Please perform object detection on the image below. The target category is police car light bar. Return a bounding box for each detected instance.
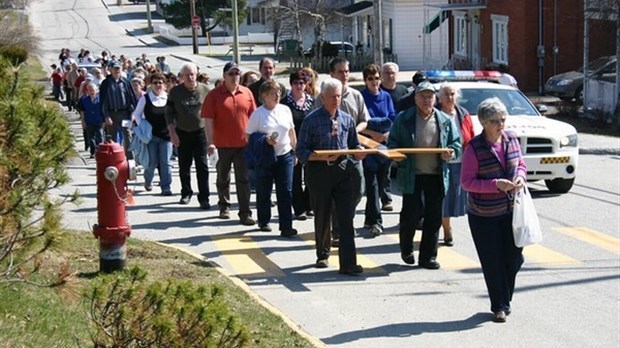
[424,70,504,82]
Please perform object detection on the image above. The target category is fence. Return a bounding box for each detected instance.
[585,79,618,118]
[288,54,399,73]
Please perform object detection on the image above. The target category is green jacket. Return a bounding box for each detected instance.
[387,107,462,195]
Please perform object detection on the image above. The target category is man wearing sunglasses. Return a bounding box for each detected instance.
[202,61,257,226]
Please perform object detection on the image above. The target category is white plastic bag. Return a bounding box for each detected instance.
[512,186,543,247]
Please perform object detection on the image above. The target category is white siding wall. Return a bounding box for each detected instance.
[390,0,448,70]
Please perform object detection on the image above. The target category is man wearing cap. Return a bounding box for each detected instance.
[202,61,256,225]
[99,61,137,159]
[248,57,286,106]
[165,62,211,209]
[387,80,461,269]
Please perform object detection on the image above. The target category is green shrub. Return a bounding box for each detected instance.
[86,267,250,348]
[0,45,29,66]
[0,57,76,284]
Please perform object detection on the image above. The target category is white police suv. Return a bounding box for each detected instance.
[426,71,579,193]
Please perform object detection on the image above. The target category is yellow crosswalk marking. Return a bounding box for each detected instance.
[554,227,620,255]
[298,232,384,273]
[522,244,580,265]
[212,233,285,278]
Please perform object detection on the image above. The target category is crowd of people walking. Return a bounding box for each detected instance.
[51,48,527,322]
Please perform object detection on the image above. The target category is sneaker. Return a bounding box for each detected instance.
[199,201,211,210]
[258,223,272,232]
[240,216,256,226]
[219,209,230,219]
[339,264,364,275]
[370,225,383,237]
[381,203,394,211]
[161,189,172,196]
[315,258,329,268]
[144,183,153,192]
[295,213,307,221]
[280,228,298,238]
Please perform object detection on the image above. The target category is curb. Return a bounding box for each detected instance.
[157,243,327,348]
[579,148,620,155]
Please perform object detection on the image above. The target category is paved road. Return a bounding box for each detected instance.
[31,1,620,347]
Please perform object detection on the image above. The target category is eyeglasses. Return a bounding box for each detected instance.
[227,71,241,76]
[331,118,338,137]
[487,118,507,125]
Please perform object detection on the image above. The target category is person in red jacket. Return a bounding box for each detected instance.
[438,83,475,246]
[50,65,64,101]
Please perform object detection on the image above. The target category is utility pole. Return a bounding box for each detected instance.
[373,0,383,65]
[232,0,240,63]
[190,0,199,54]
[146,0,153,34]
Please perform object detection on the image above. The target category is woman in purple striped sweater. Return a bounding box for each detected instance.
[461,97,527,323]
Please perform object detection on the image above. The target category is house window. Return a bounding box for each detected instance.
[454,12,467,57]
[491,14,509,64]
[252,7,261,24]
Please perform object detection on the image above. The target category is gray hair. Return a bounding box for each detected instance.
[382,62,399,73]
[320,78,342,95]
[439,83,462,102]
[180,62,197,75]
[477,97,508,122]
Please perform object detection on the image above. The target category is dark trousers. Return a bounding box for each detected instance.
[399,174,444,262]
[176,128,210,204]
[306,158,358,267]
[331,161,364,238]
[363,161,391,227]
[85,123,104,156]
[381,166,393,205]
[216,147,252,218]
[292,162,310,215]
[257,152,294,231]
[105,110,133,160]
[468,213,524,313]
[64,87,73,111]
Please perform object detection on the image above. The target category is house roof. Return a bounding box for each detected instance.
[335,1,373,18]
[426,0,487,11]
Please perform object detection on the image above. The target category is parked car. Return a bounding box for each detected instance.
[544,55,617,104]
[78,63,101,74]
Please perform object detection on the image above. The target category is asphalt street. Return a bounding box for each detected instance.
[30,1,620,347]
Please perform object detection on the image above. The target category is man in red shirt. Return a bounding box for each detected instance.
[202,62,256,225]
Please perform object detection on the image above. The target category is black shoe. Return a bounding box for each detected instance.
[306,210,314,217]
[199,201,211,210]
[219,209,230,219]
[280,228,298,237]
[258,223,272,232]
[401,253,416,265]
[419,260,441,270]
[179,195,192,205]
[381,203,394,211]
[295,213,307,221]
[240,216,256,226]
[315,258,329,268]
[493,311,507,323]
[339,264,364,275]
[331,238,339,247]
[144,183,153,192]
[443,238,454,247]
[161,189,172,196]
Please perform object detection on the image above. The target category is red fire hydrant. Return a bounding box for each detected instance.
[93,140,136,273]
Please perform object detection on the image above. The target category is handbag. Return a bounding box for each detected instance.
[512,186,543,247]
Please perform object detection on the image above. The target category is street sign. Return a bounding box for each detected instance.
[192,15,200,30]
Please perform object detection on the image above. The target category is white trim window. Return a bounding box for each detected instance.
[491,14,509,64]
[454,12,467,57]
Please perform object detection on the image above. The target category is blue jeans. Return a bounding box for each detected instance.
[468,212,524,313]
[144,135,173,191]
[256,151,294,231]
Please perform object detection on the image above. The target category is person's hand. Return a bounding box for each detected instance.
[105,117,113,126]
[266,137,277,146]
[496,178,516,193]
[375,133,388,143]
[512,176,526,192]
[354,152,367,161]
[440,149,454,161]
[170,132,180,148]
[207,144,217,155]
